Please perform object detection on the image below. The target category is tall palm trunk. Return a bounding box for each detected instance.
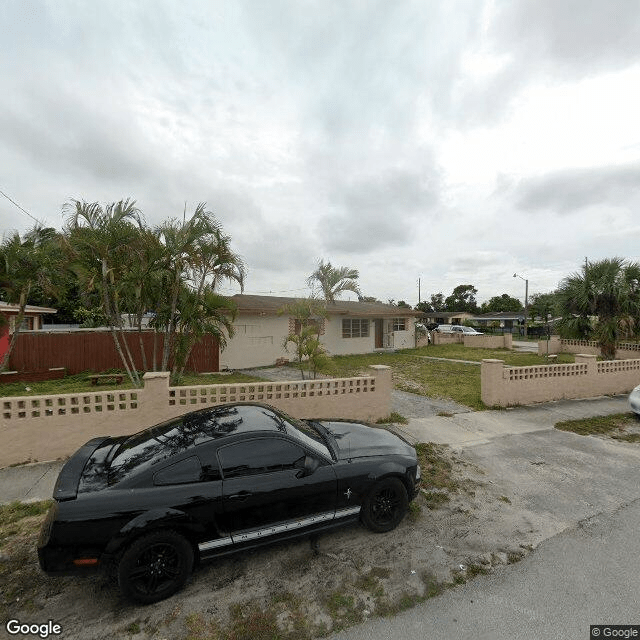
[101,259,139,386]
[161,271,181,371]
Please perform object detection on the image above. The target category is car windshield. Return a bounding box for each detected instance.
[283,419,332,460]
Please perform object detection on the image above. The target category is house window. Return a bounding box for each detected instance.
[392,318,407,332]
[342,319,369,338]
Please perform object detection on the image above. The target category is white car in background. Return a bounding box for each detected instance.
[437,325,484,335]
[629,385,640,415]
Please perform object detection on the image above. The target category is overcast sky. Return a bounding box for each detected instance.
[2,0,640,306]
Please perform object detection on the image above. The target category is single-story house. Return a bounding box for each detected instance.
[420,311,475,326]
[470,311,526,332]
[0,302,57,362]
[221,295,422,370]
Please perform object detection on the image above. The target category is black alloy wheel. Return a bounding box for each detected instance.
[361,477,409,533]
[118,530,194,604]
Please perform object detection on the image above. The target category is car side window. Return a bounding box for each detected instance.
[153,456,203,486]
[219,439,307,479]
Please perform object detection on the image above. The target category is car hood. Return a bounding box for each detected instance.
[316,420,414,460]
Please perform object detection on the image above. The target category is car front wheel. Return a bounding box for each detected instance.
[117,530,194,604]
[361,477,408,533]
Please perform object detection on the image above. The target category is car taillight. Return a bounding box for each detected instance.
[73,558,99,566]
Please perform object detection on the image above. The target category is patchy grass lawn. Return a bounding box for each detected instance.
[555,412,640,442]
[0,501,57,621]
[318,347,575,411]
[321,352,483,410]
[0,371,264,398]
[402,344,575,366]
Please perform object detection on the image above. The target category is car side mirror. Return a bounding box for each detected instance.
[296,455,319,478]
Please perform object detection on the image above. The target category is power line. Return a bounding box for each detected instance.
[0,189,43,226]
[217,286,309,295]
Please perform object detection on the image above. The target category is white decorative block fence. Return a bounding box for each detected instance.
[482,354,640,407]
[0,366,392,468]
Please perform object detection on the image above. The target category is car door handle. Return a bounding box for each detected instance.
[228,491,251,501]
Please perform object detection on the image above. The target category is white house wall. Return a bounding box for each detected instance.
[321,316,372,355]
[220,315,290,369]
[221,314,417,369]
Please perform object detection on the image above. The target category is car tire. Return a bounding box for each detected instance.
[360,477,408,533]
[117,530,194,604]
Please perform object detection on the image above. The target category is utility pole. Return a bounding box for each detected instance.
[514,273,529,338]
[418,278,421,304]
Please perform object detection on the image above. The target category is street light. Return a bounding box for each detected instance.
[513,273,529,338]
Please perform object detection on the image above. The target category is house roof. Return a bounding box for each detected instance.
[420,311,474,319]
[0,302,57,315]
[471,311,525,320]
[231,294,421,317]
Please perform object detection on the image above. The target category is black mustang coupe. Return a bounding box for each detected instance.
[38,402,420,603]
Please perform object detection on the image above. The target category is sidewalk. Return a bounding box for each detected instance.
[395,394,630,446]
[0,394,631,505]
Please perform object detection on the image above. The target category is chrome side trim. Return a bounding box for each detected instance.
[334,506,361,519]
[232,510,335,543]
[198,536,233,552]
[198,506,361,552]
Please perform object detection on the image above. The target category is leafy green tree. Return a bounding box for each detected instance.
[359,295,381,303]
[307,260,360,303]
[396,300,411,308]
[444,285,478,313]
[557,258,640,359]
[0,225,61,370]
[479,294,524,313]
[528,292,559,323]
[415,293,445,314]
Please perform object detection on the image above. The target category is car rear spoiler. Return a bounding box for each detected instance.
[53,437,111,501]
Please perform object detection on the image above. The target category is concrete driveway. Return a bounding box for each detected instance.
[326,393,640,640]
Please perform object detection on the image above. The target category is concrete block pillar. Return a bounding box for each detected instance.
[481,359,506,407]
[575,353,597,375]
[539,335,561,356]
[369,364,392,418]
[503,333,512,350]
[141,371,171,426]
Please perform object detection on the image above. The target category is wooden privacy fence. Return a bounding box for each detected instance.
[9,330,219,374]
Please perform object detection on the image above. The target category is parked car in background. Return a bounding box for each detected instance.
[39,403,420,603]
[436,324,483,335]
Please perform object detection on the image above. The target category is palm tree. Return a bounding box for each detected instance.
[557,257,640,359]
[156,203,245,373]
[171,285,236,383]
[307,260,360,303]
[63,198,144,385]
[0,225,61,370]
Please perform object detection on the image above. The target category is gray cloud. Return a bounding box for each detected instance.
[511,163,640,214]
[451,1,640,128]
[319,169,440,253]
[491,0,640,76]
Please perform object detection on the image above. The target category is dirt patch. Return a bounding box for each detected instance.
[0,446,545,640]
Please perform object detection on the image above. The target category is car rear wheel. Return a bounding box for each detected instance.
[118,530,193,604]
[361,477,408,533]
